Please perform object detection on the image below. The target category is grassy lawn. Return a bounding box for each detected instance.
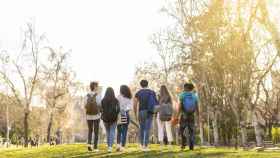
[0,144,279,158]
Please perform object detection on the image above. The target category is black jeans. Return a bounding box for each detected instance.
[87,119,100,149]
[179,114,195,150]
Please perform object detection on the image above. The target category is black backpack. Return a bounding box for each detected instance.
[101,99,120,123]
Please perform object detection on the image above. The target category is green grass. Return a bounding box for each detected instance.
[0,144,279,158]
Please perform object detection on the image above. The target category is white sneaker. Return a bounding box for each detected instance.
[120,146,125,152]
[117,144,121,151]
[93,149,99,152]
[108,147,112,153]
[143,147,150,152]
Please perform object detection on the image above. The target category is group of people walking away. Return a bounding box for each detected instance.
[84,80,199,153]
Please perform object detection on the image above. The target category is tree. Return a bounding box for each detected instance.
[137,0,280,148]
[39,47,73,144]
[0,22,46,147]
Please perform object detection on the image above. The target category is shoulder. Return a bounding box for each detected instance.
[179,92,185,98]
[135,89,143,97]
[150,89,156,95]
[117,95,122,101]
[193,93,199,101]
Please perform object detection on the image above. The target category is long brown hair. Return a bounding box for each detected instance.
[102,87,118,105]
[120,85,132,99]
[159,85,172,104]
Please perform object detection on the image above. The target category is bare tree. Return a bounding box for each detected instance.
[0,23,46,147]
[39,47,72,144]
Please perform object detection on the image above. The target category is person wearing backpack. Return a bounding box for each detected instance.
[116,85,133,152]
[133,80,158,151]
[101,87,120,153]
[84,82,102,152]
[157,85,173,150]
[177,83,199,151]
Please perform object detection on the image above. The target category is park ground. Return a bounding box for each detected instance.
[0,144,280,158]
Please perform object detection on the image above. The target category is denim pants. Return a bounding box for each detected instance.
[139,111,153,147]
[117,113,129,147]
[87,119,100,149]
[179,114,195,149]
[104,122,117,148]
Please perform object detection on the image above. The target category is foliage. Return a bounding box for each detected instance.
[272,127,280,144]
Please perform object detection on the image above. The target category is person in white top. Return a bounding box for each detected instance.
[157,85,173,150]
[84,82,102,152]
[116,85,133,152]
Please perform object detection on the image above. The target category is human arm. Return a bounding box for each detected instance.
[133,97,139,121]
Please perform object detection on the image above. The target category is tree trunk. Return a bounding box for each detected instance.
[6,104,10,148]
[213,112,219,146]
[253,114,263,147]
[207,110,211,145]
[24,112,29,147]
[240,125,247,147]
[199,121,204,145]
[47,113,54,144]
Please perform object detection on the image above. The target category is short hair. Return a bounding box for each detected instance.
[184,83,194,91]
[140,80,148,88]
[90,82,98,91]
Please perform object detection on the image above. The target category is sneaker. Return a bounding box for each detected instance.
[143,147,150,152]
[108,147,112,153]
[120,146,125,152]
[93,149,99,152]
[87,146,93,151]
[116,144,121,152]
[181,146,186,151]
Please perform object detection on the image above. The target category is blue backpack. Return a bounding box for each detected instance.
[147,91,158,113]
[182,93,197,114]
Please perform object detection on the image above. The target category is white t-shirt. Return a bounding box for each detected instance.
[117,95,132,113]
[84,91,102,120]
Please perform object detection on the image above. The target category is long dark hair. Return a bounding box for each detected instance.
[120,85,132,99]
[159,85,172,104]
[102,87,118,105]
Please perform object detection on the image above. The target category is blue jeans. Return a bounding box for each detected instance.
[117,113,129,147]
[104,122,117,148]
[139,110,153,147]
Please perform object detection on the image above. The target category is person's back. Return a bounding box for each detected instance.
[133,80,158,151]
[101,87,120,153]
[116,85,133,151]
[136,88,157,113]
[84,82,102,152]
[157,85,173,150]
[178,83,199,151]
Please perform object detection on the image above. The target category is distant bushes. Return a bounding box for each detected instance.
[272,127,280,144]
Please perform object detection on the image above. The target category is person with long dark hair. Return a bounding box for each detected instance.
[101,87,120,153]
[157,85,173,150]
[116,85,133,152]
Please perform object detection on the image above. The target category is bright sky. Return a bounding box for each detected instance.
[0,0,172,93]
